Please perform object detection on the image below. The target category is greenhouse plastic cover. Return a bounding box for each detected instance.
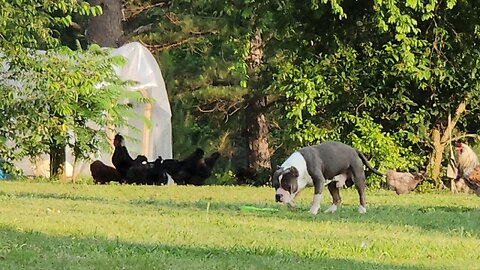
[15,42,172,178]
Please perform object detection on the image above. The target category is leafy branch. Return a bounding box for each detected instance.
[139,30,219,53]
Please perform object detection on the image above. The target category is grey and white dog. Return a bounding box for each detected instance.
[272,141,383,214]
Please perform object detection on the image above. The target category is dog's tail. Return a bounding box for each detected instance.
[356,150,384,176]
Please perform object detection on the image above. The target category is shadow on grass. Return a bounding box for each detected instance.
[3,189,479,239]
[129,198,480,238]
[0,191,109,204]
[0,226,432,270]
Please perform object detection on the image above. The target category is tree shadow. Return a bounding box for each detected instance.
[0,191,109,203]
[128,198,480,238]
[0,226,432,270]
[361,204,480,236]
[3,189,479,239]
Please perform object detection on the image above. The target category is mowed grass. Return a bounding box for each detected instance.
[0,181,479,269]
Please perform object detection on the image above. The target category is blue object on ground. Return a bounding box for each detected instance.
[0,160,11,179]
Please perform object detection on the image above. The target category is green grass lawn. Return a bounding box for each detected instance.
[0,181,479,269]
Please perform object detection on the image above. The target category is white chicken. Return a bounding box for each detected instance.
[455,142,480,196]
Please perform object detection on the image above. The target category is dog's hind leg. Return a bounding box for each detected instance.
[324,182,341,213]
[355,178,367,214]
[352,168,367,214]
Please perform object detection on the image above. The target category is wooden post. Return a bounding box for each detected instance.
[139,89,151,158]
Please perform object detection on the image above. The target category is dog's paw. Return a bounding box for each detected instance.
[358,205,367,214]
[324,204,338,213]
[287,202,296,209]
[309,205,320,215]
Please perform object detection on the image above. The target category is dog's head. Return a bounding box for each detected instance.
[272,166,299,205]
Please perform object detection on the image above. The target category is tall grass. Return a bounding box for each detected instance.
[0,181,479,269]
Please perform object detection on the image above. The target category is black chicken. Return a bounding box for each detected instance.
[162,148,205,184]
[193,151,221,184]
[163,149,220,185]
[112,134,147,178]
[90,160,125,184]
[126,156,167,185]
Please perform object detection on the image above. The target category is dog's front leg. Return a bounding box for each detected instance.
[310,175,325,215]
[288,189,303,209]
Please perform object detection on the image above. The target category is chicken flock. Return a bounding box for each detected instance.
[385,141,480,196]
[90,134,220,185]
[90,135,480,194]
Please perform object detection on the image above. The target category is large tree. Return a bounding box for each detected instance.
[86,0,123,47]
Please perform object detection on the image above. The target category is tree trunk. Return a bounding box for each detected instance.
[246,96,271,170]
[86,0,123,47]
[245,28,271,176]
[427,101,466,186]
[50,144,66,181]
[430,128,444,186]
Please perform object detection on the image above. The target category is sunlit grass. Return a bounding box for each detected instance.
[0,181,479,269]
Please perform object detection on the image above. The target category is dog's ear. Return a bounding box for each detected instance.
[289,166,299,177]
[272,167,283,187]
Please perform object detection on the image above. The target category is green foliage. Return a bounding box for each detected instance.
[211,170,237,185]
[0,44,137,165]
[415,179,438,193]
[0,0,98,51]
[158,37,249,172]
[263,0,480,185]
[271,50,425,184]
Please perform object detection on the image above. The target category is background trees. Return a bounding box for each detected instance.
[2,0,480,187]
